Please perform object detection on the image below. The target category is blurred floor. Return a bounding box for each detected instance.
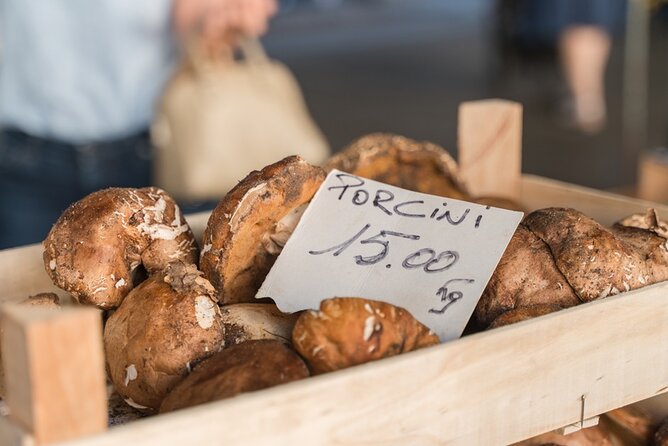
[264,0,667,191]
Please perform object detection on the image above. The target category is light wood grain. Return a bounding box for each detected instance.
[55,281,668,446]
[1,306,107,444]
[458,99,523,199]
[638,152,668,204]
[520,175,668,225]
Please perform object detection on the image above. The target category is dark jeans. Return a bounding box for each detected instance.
[0,129,152,249]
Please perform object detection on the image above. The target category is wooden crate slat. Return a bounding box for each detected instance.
[520,175,668,225]
[1,306,108,445]
[55,282,668,446]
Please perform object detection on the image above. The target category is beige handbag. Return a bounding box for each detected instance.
[151,39,330,201]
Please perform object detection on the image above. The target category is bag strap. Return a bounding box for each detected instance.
[186,37,270,75]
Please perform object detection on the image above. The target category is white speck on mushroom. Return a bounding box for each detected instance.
[201,243,212,255]
[590,256,596,262]
[614,252,621,258]
[49,259,56,270]
[557,282,563,290]
[638,275,647,284]
[598,284,613,299]
[623,281,630,292]
[625,274,633,280]
[172,206,182,227]
[137,221,188,241]
[368,344,377,353]
[312,346,323,356]
[364,303,373,314]
[115,278,126,289]
[195,295,217,329]
[587,244,594,250]
[92,286,107,294]
[363,316,376,342]
[610,287,620,295]
[124,364,137,386]
[186,362,192,373]
[229,183,267,231]
[123,397,148,410]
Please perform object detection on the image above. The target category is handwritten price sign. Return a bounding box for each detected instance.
[257,170,523,341]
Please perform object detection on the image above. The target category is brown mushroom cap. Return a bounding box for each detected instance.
[324,133,469,199]
[476,225,580,327]
[292,297,439,374]
[201,156,326,304]
[524,208,652,302]
[487,304,563,329]
[514,423,613,446]
[612,209,668,284]
[43,187,198,309]
[104,262,223,411]
[478,207,668,329]
[159,340,309,413]
[603,405,654,444]
[655,417,668,445]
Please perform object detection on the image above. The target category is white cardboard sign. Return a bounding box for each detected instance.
[257,170,523,341]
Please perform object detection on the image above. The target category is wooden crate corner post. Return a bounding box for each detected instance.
[0,305,108,445]
[457,99,523,200]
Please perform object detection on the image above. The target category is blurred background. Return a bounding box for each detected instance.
[264,0,667,193]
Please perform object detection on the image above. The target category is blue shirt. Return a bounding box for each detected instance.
[0,0,177,144]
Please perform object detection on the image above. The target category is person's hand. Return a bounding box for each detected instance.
[173,0,277,50]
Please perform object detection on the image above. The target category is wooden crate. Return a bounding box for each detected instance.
[1,100,668,445]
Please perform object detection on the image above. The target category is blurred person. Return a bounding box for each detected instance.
[0,0,276,249]
[502,0,626,133]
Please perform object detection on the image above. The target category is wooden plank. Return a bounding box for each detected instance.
[638,151,668,204]
[458,99,523,199]
[1,306,107,444]
[58,282,668,446]
[520,175,668,226]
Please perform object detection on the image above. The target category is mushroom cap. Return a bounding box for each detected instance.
[325,133,469,199]
[476,224,580,327]
[524,208,652,302]
[292,297,439,374]
[487,304,563,329]
[104,262,223,411]
[43,187,198,309]
[612,209,668,284]
[159,340,309,413]
[201,156,325,304]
